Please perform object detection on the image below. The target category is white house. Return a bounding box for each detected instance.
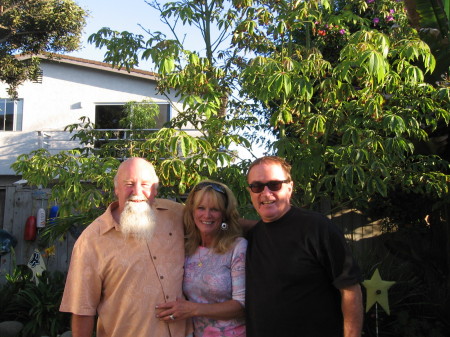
[0,53,183,180]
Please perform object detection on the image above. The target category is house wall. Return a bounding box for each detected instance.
[0,58,183,175]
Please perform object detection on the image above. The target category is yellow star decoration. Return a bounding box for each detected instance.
[362,268,396,315]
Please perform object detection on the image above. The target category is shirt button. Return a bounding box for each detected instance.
[153,256,157,260]
[160,275,164,279]
[169,232,172,236]
[166,295,169,299]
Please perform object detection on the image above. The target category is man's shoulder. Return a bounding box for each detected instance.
[291,206,329,222]
[77,203,118,240]
[154,198,184,211]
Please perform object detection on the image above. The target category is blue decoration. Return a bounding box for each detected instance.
[48,205,59,225]
[0,229,17,256]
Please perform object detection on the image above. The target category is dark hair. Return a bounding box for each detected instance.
[184,180,242,255]
[247,156,292,182]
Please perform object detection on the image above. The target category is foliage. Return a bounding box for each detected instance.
[0,256,70,337]
[12,0,450,228]
[358,222,449,336]
[12,147,119,218]
[0,263,32,322]
[404,0,450,84]
[0,0,86,97]
[83,0,450,210]
[9,270,70,337]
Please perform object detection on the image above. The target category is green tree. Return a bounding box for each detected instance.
[0,0,87,98]
[13,0,450,220]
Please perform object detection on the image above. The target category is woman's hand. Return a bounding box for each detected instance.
[155,298,197,322]
[156,298,244,322]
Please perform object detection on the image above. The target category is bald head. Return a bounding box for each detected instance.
[114,158,159,213]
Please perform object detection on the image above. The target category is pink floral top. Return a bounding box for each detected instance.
[183,237,247,337]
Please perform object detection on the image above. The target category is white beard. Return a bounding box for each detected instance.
[120,198,157,241]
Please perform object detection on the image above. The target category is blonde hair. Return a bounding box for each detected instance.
[184,180,242,256]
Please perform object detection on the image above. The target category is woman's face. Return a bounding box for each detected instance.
[193,193,223,239]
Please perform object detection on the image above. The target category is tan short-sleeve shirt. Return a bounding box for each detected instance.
[60,199,190,337]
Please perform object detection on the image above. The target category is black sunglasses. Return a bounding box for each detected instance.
[193,182,227,195]
[248,180,289,193]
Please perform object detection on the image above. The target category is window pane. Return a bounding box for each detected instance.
[155,104,170,128]
[95,105,125,129]
[4,101,14,131]
[0,99,22,131]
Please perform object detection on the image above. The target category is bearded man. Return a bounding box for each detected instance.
[60,157,191,337]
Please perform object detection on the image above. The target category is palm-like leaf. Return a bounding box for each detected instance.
[404,0,449,81]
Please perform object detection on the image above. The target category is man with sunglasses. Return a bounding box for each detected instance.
[245,156,363,337]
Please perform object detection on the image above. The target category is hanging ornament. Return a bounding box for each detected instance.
[48,205,59,225]
[24,216,37,241]
[36,207,46,228]
[362,268,396,315]
[27,249,46,285]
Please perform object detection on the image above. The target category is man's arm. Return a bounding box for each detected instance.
[340,283,364,337]
[71,314,95,337]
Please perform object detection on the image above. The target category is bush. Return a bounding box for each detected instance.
[0,267,70,337]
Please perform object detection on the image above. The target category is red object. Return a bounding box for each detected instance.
[24,216,37,241]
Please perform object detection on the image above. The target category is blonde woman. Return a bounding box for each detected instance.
[157,180,247,337]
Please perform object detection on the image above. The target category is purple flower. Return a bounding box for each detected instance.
[373,17,380,25]
[366,0,375,3]
[389,9,395,13]
[386,15,394,22]
[339,29,346,35]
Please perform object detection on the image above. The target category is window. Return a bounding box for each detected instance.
[95,102,170,130]
[93,102,171,150]
[0,99,23,131]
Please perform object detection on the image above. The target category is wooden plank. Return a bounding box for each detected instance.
[0,186,20,284]
[12,189,34,267]
[58,231,76,274]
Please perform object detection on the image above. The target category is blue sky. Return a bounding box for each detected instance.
[69,0,203,71]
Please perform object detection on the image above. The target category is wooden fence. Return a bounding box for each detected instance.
[1,186,76,284]
[0,185,384,284]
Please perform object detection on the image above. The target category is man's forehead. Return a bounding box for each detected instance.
[119,174,155,182]
[121,177,154,182]
[249,162,285,176]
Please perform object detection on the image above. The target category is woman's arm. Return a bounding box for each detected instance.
[156,298,244,322]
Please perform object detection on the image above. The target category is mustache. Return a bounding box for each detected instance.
[126,196,148,202]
